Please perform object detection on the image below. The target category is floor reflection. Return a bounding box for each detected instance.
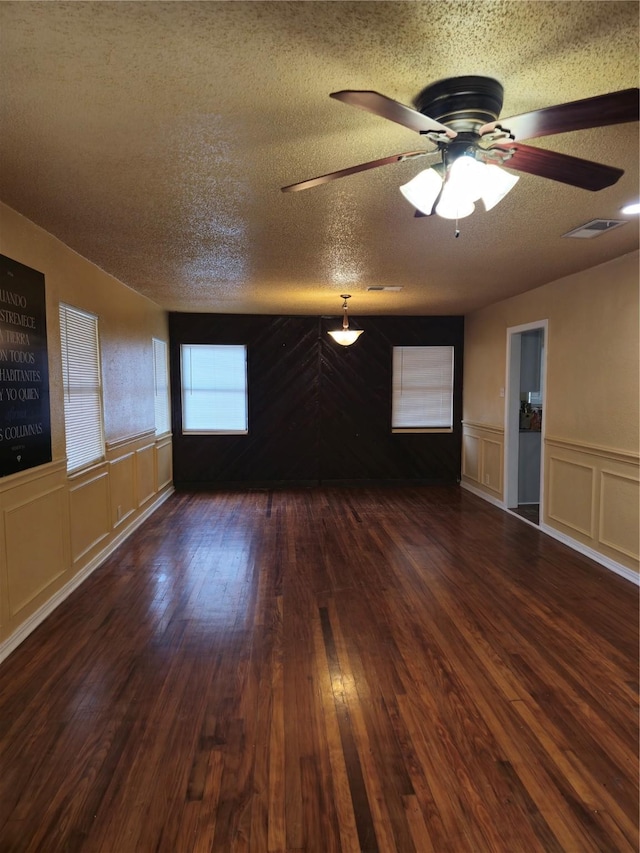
[146,519,259,636]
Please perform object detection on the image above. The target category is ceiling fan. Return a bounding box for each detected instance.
[281,76,639,221]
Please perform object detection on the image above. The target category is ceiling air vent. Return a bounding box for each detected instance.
[562,219,627,239]
[367,286,403,292]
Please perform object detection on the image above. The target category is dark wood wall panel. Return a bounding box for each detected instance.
[318,316,464,482]
[170,315,320,484]
[170,313,463,488]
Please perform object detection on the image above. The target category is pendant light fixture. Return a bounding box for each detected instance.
[327,294,363,346]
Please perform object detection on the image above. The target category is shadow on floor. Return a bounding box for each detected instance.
[514,503,539,525]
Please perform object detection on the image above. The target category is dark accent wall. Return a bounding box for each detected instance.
[169,313,464,488]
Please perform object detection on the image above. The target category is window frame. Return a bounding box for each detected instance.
[59,302,106,472]
[180,343,249,435]
[391,345,455,434]
[152,337,171,436]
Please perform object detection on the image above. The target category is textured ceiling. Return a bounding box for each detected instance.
[0,1,638,315]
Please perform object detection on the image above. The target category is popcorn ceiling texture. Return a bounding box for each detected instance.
[0,1,637,315]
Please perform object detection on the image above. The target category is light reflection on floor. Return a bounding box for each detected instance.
[147,527,258,637]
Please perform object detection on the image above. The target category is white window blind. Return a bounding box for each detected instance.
[59,303,105,471]
[392,346,454,431]
[181,344,248,434]
[152,338,171,435]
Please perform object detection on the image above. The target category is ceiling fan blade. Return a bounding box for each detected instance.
[490,142,624,190]
[488,88,639,140]
[281,151,427,193]
[330,90,456,137]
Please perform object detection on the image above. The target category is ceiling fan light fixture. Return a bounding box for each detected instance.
[399,167,442,215]
[400,157,519,220]
[481,164,520,211]
[448,154,488,202]
[435,195,476,220]
[328,294,364,346]
[432,154,488,219]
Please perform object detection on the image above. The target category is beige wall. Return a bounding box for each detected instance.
[462,250,639,578]
[0,203,173,659]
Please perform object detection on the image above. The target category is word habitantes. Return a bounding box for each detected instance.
[0,367,41,382]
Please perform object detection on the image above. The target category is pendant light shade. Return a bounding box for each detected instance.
[328,295,363,346]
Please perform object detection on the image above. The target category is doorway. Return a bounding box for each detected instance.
[504,321,547,525]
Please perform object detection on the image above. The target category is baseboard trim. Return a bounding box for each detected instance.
[539,522,639,586]
[460,481,638,586]
[175,478,458,491]
[0,487,174,665]
[460,480,505,509]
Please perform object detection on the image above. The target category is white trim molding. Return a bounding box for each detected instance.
[460,480,505,510]
[540,522,639,586]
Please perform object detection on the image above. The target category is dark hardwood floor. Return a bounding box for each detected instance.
[0,486,637,852]
[513,503,540,525]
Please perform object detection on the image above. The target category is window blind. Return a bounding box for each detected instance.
[152,338,171,435]
[392,346,454,431]
[59,303,105,471]
[181,344,248,434]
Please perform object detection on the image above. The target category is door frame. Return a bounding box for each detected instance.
[504,320,548,517]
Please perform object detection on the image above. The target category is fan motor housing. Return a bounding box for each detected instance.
[414,75,504,134]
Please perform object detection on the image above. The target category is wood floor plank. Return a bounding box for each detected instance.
[0,485,637,851]
[266,595,286,853]
[309,608,361,853]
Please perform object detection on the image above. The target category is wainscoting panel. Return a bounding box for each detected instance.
[482,439,503,495]
[599,470,640,561]
[0,463,67,638]
[156,437,173,491]
[0,531,4,632]
[5,485,67,617]
[109,452,136,528]
[136,443,156,508]
[544,436,639,575]
[69,468,111,564]
[462,433,479,482]
[461,423,504,499]
[548,457,595,537]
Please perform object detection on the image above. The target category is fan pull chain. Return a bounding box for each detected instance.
[455,217,460,238]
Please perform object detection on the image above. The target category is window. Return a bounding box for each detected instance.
[59,303,105,471]
[180,344,248,434]
[152,338,171,435]
[392,346,454,432]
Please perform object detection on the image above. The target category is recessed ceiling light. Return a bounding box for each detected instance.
[367,286,403,292]
[621,201,640,215]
